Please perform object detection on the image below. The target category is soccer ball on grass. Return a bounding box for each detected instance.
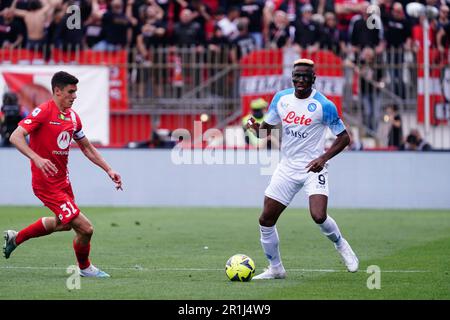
[225,254,256,282]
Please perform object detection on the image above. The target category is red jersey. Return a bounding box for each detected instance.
[18,100,85,191]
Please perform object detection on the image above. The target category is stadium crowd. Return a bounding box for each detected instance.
[0,0,449,56]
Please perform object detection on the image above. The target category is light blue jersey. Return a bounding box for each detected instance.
[265,88,346,176]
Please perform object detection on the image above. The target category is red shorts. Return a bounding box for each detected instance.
[33,185,80,225]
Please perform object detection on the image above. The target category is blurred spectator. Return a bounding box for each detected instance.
[172,8,205,47]
[437,5,450,52]
[0,7,24,48]
[320,12,342,54]
[312,0,335,15]
[334,0,367,44]
[0,92,24,147]
[136,4,167,98]
[208,25,230,96]
[242,97,269,148]
[188,0,212,43]
[240,0,264,49]
[277,0,311,27]
[51,0,88,51]
[385,104,403,149]
[349,2,384,55]
[230,17,256,63]
[84,0,109,48]
[92,0,137,51]
[402,129,432,151]
[216,6,240,41]
[267,10,292,48]
[293,4,321,53]
[11,0,52,51]
[384,2,411,99]
[358,47,385,134]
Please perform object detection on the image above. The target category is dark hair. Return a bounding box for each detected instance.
[406,134,417,145]
[2,92,18,106]
[51,71,79,93]
[28,0,43,11]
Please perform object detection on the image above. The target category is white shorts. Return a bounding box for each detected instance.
[264,165,329,206]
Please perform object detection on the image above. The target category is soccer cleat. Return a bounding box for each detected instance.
[3,230,18,259]
[79,264,111,278]
[335,238,359,272]
[253,264,286,280]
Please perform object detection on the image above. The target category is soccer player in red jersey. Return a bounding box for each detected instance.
[3,71,122,278]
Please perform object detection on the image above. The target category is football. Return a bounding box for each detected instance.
[225,254,256,282]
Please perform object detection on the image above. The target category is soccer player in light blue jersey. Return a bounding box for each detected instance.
[247,58,358,279]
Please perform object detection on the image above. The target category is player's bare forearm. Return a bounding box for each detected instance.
[10,126,58,177]
[76,137,123,190]
[10,126,39,161]
[77,137,112,172]
[306,130,350,173]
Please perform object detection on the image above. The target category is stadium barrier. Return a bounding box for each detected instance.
[0,148,449,209]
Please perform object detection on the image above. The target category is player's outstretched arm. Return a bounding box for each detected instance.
[76,136,123,190]
[306,130,350,173]
[9,126,58,177]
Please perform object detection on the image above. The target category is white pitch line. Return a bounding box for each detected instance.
[0,266,432,273]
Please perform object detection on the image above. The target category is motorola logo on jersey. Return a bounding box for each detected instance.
[282,111,312,125]
[57,131,71,149]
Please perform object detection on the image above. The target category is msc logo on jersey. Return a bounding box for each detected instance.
[32,108,41,117]
[57,131,71,149]
[307,103,317,112]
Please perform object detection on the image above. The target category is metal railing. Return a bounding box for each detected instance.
[1,45,449,149]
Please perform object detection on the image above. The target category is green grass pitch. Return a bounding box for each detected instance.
[0,206,449,300]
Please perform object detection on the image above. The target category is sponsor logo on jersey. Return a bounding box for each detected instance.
[285,128,309,139]
[58,114,71,121]
[282,111,312,125]
[49,121,61,125]
[52,150,69,155]
[307,103,317,112]
[57,131,71,149]
[24,119,32,124]
[32,108,41,117]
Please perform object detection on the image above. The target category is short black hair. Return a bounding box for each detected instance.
[51,71,78,93]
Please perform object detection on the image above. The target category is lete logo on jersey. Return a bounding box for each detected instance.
[57,131,71,149]
[282,111,312,125]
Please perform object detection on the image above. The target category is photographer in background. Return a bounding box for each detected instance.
[0,91,24,147]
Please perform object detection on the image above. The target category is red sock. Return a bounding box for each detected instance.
[15,218,51,245]
[73,240,91,270]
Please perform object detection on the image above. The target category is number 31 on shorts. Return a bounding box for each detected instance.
[59,201,78,221]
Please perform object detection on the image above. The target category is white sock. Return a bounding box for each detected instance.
[318,216,343,247]
[259,225,282,267]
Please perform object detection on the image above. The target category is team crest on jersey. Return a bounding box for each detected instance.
[32,108,41,117]
[57,131,71,149]
[307,103,317,112]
